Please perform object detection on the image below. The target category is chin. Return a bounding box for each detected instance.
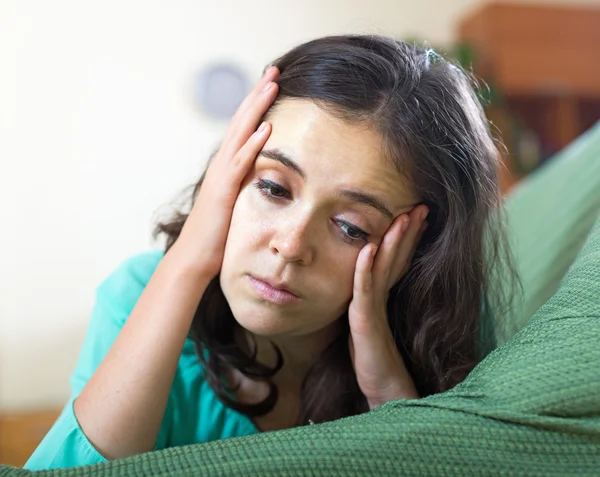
[228,301,292,337]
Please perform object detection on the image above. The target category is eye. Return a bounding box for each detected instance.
[254,178,291,199]
[335,220,369,245]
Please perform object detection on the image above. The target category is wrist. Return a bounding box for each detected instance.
[162,243,216,290]
[368,382,419,410]
[367,358,420,409]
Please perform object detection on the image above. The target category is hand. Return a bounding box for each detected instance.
[172,66,280,279]
[348,205,429,409]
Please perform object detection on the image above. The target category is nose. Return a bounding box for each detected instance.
[269,215,315,266]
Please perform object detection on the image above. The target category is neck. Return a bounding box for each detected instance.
[238,322,342,389]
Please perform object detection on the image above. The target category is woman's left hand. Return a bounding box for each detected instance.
[348,205,429,409]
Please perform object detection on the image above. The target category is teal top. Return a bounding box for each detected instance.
[25,251,259,471]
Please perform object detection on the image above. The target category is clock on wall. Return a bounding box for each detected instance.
[195,62,251,120]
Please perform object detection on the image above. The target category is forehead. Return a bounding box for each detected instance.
[264,99,417,212]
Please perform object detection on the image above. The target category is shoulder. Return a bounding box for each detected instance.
[96,250,164,318]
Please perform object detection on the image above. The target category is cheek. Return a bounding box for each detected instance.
[316,247,359,313]
[225,188,263,248]
[221,186,275,283]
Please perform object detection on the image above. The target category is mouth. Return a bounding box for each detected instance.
[248,275,302,305]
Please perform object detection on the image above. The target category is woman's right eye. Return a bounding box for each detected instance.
[253,178,291,200]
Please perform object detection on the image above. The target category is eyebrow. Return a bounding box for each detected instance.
[260,148,306,179]
[258,148,394,219]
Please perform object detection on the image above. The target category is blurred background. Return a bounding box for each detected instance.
[1,0,599,466]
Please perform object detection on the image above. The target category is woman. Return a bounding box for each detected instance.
[26,34,516,470]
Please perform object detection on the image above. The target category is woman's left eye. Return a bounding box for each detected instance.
[336,220,369,244]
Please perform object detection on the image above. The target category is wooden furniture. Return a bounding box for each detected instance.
[457,2,600,192]
[0,410,60,467]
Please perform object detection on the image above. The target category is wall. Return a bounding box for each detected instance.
[1,0,598,410]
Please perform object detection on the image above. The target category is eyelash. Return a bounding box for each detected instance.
[253,178,370,245]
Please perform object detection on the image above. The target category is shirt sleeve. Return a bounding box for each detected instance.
[24,251,165,470]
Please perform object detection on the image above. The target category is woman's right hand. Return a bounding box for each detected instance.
[172,66,280,280]
[71,67,279,462]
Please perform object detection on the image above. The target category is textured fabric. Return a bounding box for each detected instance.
[24,251,258,471]
[501,121,600,342]
[2,123,599,475]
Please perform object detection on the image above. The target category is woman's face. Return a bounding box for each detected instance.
[220,99,417,340]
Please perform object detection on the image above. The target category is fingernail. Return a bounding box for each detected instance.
[265,66,279,79]
[401,216,410,233]
[421,208,429,221]
[262,82,273,93]
[258,122,268,133]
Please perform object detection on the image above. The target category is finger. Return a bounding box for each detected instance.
[349,243,378,336]
[221,82,279,160]
[372,214,409,288]
[223,83,279,159]
[396,220,428,281]
[353,242,378,301]
[348,334,356,371]
[251,66,280,100]
[230,121,271,178]
[388,206,428,287]
[232,66,279,121]
[222,68,280,157]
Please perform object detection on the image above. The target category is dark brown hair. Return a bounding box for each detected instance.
[155,35,519,426]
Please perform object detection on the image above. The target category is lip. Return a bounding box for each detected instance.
[248,275,302,305]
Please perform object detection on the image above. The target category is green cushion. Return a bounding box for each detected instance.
[501,122,600,342]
